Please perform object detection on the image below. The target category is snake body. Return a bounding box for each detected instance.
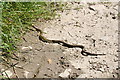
[32,26,105,56]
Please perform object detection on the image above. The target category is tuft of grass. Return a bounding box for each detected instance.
[0,2,64,58]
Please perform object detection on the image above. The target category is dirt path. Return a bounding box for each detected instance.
[1,2,119,78]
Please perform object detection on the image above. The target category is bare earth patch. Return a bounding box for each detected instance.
[1,2,119,78]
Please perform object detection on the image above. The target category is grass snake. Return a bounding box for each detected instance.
[32,25,105,56]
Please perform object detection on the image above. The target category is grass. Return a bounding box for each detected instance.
[0,2,64,59]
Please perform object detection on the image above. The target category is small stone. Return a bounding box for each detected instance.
[21,46,33,52]
[22,46,32,50]
[59,68,71,78]
[113,5,118,11]
[23,71,29,78]
[99,68,105,72]
[1,69,13,78]
[63,51,67,54]
[37,64,40,66]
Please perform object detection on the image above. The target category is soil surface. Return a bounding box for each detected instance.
[1,2,119,78]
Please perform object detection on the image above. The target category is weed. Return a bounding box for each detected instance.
[0,2,64,58]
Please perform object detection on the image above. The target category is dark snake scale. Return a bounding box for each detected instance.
[32,26,105,56]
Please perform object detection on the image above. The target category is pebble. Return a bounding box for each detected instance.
[59,68,71,78]
[21,46,32,52]
[99,68,105,72]
[113,5,118,11]
[22,46,32,50]
[1,69,13,78]
[23,71,29,78]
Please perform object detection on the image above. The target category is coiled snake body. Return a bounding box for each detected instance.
[33,26,105,56]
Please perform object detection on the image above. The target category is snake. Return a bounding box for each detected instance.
[32,25,105,56]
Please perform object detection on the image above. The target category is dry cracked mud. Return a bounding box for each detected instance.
[1,2,119,79]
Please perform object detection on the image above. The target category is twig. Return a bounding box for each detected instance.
[12,63,20,80]
[1,62,19,73]
[3,71,11,80]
